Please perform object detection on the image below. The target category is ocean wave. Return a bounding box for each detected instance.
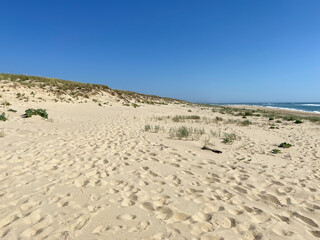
[300,104,320,107]
[265,106,320,114]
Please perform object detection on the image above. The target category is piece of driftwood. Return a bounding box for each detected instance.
[201,146,222,154]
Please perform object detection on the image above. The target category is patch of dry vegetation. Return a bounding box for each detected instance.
[0,73,185,105]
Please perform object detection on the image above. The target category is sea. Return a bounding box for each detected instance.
[212,102,320,114]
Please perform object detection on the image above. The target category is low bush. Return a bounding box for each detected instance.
[24,109,48,119]
[294,119,303,124]
[0,112,7,121]
[8,109,17,112]
[271,149,281,154]
[278,142,292,148]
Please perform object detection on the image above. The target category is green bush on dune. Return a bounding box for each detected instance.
[278,142,292,148]
[0,112,7,121]
[271,149,281,154]
[24,108,48,119]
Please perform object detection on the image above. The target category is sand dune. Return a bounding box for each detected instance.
[1,85,320,239]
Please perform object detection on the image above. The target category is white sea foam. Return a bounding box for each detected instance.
[265,106,320,114]
[300,104,320,107]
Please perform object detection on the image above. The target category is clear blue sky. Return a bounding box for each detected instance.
[1,0,319,102]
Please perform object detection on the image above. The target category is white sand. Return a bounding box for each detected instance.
[1,84,320,240]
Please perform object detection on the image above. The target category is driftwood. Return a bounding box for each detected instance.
[201,146,222,154]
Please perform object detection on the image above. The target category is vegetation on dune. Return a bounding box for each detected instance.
[172,115,201,122]
[198,104,320,124]
[222,133,238,144]
[0,73,184,105]
[169,126,205,140]
[0,112,7,121]
[1,100,11,106]
[294,119,303,124]
[8,109,17,112]
[144,124,162,133]
[271,149,281,154]
[278,142,292,148]
[24,108,48,119]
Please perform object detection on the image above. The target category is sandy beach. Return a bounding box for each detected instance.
[1,82,320,240]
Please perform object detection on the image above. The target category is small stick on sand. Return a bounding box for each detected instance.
[201,146,222,154]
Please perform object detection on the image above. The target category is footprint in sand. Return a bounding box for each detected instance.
[117,214,136,221]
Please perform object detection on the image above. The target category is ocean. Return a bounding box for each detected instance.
[213,102,320,114]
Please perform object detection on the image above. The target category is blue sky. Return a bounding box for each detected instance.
[1,0,319,102]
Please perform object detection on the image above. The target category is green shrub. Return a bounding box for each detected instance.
[24,108,48,119]
[0,112,7,121]
[269,117,274,121]
[144,124,151,132]
[244,111,254,116]
[278,142,292,148]
[271,149,281,154]
[8,109,17,112]
[276,120,282,123]
[216,116,223,121]
[294,119,303,124]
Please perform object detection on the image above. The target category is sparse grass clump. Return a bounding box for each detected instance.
[175,126,190,139]
[294,119,303,124]
[216,116,223,121]
[1,100,11,106]
[0,129,4,137]
[144,124,151,132]
[0,112,7,121]
[271,149,281,154]
[172,115,201,122]
[169,126,204,140]
[8,109,17,112]
[24,108,48,119]
[144,124,163,133]
[222,133,237,144]
[239,120,252,126]
[278,142,292,148]
[210,130,221,137]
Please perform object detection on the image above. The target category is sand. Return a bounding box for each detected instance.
[1,85,320,240]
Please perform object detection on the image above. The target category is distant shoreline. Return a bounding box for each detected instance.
[207,103,320,115]
[220,104,320,117]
